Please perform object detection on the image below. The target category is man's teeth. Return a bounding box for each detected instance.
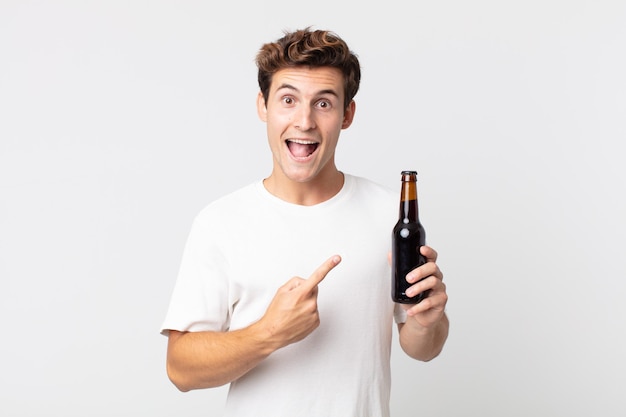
[288,139,317,145]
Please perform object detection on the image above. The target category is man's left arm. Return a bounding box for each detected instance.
[397,245,449,361]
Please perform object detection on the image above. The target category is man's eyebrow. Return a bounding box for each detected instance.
[276,83,298,92]
[275,83,339,97]
[317,89,340,97]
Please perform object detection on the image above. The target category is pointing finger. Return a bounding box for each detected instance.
[303,255,342,291]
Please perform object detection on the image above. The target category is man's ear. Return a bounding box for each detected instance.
[256,92,267,122]
[341,100,356,129]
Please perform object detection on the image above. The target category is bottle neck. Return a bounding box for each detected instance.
[399,181,419,221]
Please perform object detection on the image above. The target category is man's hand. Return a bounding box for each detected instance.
[402,245,447,327]
[390,245,449,361]
[258,255,342,348]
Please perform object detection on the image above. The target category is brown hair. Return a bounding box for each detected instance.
[256,27,361,110]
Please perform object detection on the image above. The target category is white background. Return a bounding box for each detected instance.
[1,1,625,416]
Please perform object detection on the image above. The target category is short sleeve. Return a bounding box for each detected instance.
[160,213,230,335]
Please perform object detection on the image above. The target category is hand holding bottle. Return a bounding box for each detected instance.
[401,245,447,328]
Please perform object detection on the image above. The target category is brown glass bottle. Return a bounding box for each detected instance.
[392,171,428,304]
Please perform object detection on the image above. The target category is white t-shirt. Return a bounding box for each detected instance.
[161,174,407,417]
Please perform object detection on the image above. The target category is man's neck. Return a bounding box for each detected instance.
[263,170,345,206]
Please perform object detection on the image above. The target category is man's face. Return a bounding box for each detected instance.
[257,66,355,185]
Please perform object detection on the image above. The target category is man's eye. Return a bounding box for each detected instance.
[283,97,294,105]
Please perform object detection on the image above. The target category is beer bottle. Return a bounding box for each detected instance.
[392,170,428,304]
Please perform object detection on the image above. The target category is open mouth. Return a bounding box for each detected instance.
[286,139,319,159]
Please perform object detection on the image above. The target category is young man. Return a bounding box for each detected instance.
[161,28,449,417]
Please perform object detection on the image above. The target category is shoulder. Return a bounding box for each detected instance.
[192,181,261,226]
[342,174,397,217]
[346,174,396,200]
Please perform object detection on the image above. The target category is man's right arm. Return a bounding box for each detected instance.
[165,254,342,391]
[166,323,279,391]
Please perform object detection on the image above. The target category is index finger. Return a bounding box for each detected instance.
[420,245,438,263]
[303,255,342,291]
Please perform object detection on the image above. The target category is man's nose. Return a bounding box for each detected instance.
[294,106,316,130]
